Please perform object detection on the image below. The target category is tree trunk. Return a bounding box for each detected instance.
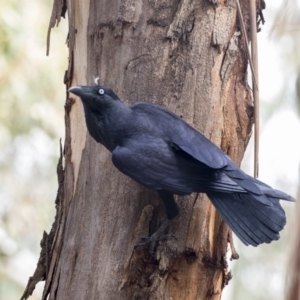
[22,0,254,299]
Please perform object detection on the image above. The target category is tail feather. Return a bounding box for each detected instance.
[252,178,295,201]
[212,195,265,245]
[221,195,279,242]
[207,192,286,246]
[223,160,295,205]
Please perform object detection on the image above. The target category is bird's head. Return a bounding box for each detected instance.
[68,85,121,110]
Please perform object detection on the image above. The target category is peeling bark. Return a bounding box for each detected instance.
[22,0,254,299]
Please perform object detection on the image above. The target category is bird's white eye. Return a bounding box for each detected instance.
[99,89,104,95]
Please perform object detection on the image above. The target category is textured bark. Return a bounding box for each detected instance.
[24,0,254,299]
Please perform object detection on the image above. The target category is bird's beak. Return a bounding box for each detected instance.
[69,86,94,99]
[68,86,85,97]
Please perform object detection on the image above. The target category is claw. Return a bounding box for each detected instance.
[134,219,176,253]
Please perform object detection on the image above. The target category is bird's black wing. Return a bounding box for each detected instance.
[111,136,248,196]
[131,104,265,198]
[131,102,228,169]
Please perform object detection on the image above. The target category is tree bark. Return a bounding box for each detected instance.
[22,0,254,299]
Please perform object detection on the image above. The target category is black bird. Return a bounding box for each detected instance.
[69,85,294,247]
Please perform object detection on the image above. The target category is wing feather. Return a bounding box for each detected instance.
[132,102,228,169]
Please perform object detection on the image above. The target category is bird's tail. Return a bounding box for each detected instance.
[207,188,292,246]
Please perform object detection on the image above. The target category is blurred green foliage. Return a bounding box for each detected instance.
[0,0,67,298]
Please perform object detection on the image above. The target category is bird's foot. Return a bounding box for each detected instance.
[135,233,177,248]
[134,219,177,255]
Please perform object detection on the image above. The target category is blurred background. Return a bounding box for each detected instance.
[0,0,299,299]
[0,0,67,298]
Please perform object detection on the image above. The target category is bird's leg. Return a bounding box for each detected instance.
[158,190,179,220]
[134,191,178,252]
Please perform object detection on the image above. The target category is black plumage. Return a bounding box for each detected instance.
[69,85,294,247]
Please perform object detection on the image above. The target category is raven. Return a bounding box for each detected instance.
[69,85,294,247]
